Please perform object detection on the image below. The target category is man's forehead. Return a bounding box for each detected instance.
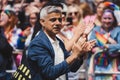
[46,12,62,18]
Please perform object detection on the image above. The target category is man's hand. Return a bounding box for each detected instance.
[72,37,86,57]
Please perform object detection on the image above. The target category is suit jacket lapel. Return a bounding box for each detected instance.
[40,29,55,58]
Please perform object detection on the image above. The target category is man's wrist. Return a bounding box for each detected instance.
[66,54,78,65]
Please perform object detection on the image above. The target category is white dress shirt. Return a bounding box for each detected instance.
[46,34,66,80]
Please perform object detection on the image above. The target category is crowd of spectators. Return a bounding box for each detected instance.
[0,0,120,80]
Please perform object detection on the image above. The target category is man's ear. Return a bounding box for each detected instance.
[40,19,45,26]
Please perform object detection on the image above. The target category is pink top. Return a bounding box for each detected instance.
[83,15,96,24]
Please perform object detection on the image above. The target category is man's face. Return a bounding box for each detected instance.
[41,12,62,36]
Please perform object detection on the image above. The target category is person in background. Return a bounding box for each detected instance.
[67,4,81,27]
[90,0,106,13]
[57,3,86,52]
[94,1,106,26]
[1,0,15,11]
[79,2,95,24]
[0,10,31,49]
[80,1,106,27]
[58,4,82,43]
[64,3,94,80]
[59,3,94,51]
[65,0,81,6]
[27,2,96,80]
[0,10,31,68]
[24,7,41,47]
[29,0,49,10]
[88,9,120,80]
[1,0,9,10]
[0,10,13,80]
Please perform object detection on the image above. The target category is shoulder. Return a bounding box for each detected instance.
[92,26,101,32]
[112,26,120,33]
[27,30,51,57]
[29,29,49,46]
[114,26,120,31]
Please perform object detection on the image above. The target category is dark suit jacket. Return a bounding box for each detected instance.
[27,29,83,80]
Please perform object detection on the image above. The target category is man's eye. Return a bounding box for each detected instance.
[49,18,56,22]
[58,18,62,22]
[49,18,62,22]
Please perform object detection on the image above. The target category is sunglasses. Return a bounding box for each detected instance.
[49,17,62,22]
[68,12,79,16]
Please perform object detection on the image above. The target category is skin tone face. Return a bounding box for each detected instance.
[0,11,9,27]
[2,0,7,4]
[14,3,21,15]
[65,0,74,5]
[94,0,104,6]
[68,6,79,26]
[40,12,62,40]
[101,11,114,29]
[96,2,105,17]
[29,13,37,26]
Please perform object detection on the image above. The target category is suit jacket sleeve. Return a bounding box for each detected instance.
[28,30,83,79]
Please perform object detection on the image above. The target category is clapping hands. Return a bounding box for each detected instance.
[72,37,96,57]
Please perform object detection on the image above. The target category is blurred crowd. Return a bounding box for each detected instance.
[0,0,120,80]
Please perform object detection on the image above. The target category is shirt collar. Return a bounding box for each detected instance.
[45,32,58,44]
